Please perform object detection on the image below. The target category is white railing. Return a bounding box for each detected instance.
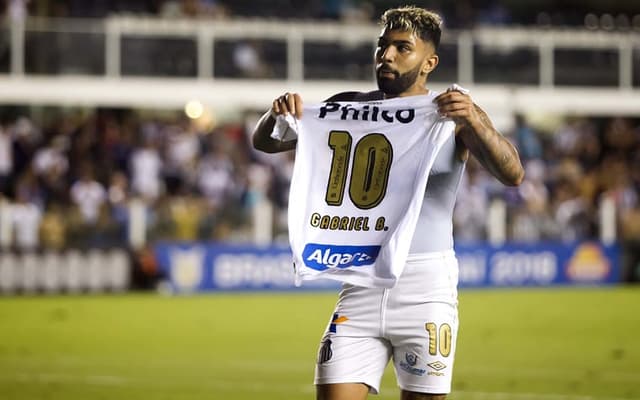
[2,16,638,86]
[0,195,619,249]
[0,17,639,123]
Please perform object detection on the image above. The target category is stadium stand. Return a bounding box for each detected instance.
[0,0,639,289]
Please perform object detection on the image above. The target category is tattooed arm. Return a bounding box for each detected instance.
[435,91,524,186]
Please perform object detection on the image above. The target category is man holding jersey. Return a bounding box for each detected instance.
[252,5,524,400]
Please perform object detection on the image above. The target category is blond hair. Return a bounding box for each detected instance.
[380,6,442,49]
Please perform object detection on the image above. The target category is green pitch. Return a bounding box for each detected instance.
[0,287,639,400]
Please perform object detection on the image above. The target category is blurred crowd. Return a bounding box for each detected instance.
[0,108,259,250]
[456,115,640,244]
[0,107,639,252]
[3,0,640,30]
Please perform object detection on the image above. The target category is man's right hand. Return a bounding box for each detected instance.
[252,92,302,153]
[272,92,303,119]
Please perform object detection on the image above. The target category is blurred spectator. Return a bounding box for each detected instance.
[553,117,589,157]
[197,139,236,210]
[13,166,44,210]
[160,0,228,19]
[0,124,12,196]
[130,124,164,202]
[68,114,100,180]
[621,205,640,241]
[246,161,272,244]
[551,178,593,242]
[271,151,295,239]
[11,117,41,182]
[513,114,542,161]
[574,126,602,172]
[108,171,129,210]
[339,1,374,23]
[477,2,512,26]
[10,182,41,250]
[602,117,637,158]
[107,170,130,242]
[163,118,201,194]
[70,165,106,226]
[6,0,29,22]
[599,154,638,240]
[168,187,205,241]
[39,203,66,249]
[232,41,272,79]
[32,134,69,205]
[103,115,135,175]
[511,160,557,241]
[453,160,490,242]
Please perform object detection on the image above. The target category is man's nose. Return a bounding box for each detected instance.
[380,46,396,62]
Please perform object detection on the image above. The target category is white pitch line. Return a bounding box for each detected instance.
[1,371,636,400]
[3,356,313,371]
[456,365,640,383]
[7,358,637,384]
[5,372,127,386]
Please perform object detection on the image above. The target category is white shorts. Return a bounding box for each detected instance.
[314,250,459,395]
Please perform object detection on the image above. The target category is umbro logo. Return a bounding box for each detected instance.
[427,361,447,371]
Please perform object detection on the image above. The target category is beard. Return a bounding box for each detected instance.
[376,63,422,96]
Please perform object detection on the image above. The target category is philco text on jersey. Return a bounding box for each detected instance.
[318,102,415,123]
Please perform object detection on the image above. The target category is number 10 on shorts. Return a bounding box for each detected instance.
[425,322,452,357]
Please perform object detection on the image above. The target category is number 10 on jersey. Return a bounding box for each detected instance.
[325,130,393,210]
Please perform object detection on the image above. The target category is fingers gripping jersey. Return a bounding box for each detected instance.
[273,94,455,288]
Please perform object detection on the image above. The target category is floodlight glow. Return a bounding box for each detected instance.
[185,100,204,119]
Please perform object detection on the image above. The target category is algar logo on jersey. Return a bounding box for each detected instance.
[318,102,415,124]
[302,243,381,271]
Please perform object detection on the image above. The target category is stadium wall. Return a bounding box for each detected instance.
[0,248,131,294]
[0,240,624,295]
[151,241,620,293]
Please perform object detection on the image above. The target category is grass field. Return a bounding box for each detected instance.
[0,287,639,400]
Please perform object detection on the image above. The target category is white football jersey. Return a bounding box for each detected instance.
[272,93,455,288]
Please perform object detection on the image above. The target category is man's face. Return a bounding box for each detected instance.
[374,28,436,97]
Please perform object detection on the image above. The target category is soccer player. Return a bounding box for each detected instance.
[252,6,524,400]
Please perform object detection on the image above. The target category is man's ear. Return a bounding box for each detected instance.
[422,54,439,75]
